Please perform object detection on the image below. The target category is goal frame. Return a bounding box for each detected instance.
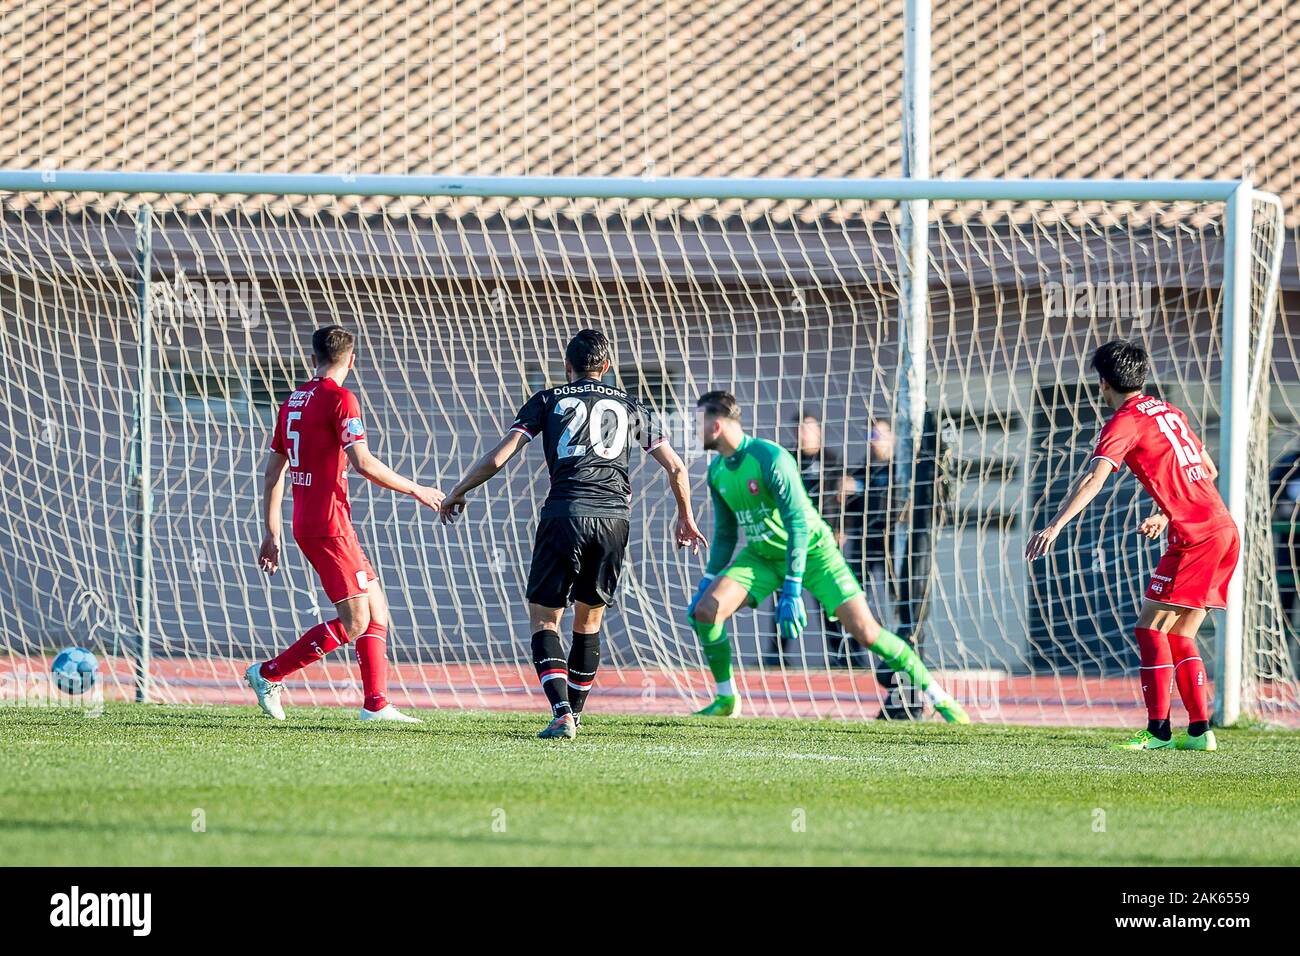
[0,168,1279,724]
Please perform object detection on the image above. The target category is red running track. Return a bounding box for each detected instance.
[5,655,1298,727]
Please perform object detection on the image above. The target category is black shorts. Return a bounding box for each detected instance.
[526,515,631,609]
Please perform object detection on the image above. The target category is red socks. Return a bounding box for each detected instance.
[354,621,390,713]
[1136,626,1208,725]
[259,618,390,712]
[261,619,350,681]
[1168,632,1209,723]
[1135,627,1173,721]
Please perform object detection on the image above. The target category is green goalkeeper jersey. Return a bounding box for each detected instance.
[704,434,832,582]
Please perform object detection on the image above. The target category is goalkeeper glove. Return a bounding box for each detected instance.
[776,579,807,641]
[686,575,714,621]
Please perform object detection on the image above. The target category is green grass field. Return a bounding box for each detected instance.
[3,703,1299,866]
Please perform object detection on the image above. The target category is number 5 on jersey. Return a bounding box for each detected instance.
[285,411,303,467]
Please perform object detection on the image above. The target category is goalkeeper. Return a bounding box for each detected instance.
[686,391,968,724]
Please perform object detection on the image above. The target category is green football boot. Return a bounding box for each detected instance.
[932,695,971,725]
[692,694,741,717]
[1175,729,1218,752]
[1111,728,1176,751]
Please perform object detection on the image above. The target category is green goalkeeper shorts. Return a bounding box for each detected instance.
[720,538,864,618]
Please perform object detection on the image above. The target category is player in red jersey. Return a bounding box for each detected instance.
[1026,340,1238,752]
[245,326,444,722]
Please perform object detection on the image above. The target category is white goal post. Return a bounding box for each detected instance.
[0,169,1291,727]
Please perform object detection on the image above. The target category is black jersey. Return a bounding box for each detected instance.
[510,378,667,519]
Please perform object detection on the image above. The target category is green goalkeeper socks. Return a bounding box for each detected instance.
[871,629,932,692]
[691,618,733,686]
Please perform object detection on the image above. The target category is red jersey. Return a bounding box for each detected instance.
[1091,394,1233,540]
[270,376,367,538]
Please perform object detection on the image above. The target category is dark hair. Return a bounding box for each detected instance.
[312,325,355,365]
[697,390,742,421]
[1091,339,1149,393]
[565,329,612,374]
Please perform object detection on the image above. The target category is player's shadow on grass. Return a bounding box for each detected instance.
[3,707,1122,754]
[0,816,1277,866]
[36,707,446,736]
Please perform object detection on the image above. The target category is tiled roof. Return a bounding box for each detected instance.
[0,0,1295,221]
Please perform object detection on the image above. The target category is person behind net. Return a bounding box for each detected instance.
[1269,445,1300,638]
[248,325,444,723]
[685,390,969,724]
[438,329,706,740]
[853,417,919,718]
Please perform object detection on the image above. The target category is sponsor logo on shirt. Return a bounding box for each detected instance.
[737,510,776,540]
[1136,397,1167,416]
[554,381,624,398]
[346,418,364,436]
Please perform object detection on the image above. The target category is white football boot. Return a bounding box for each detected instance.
[358,704,422,723]
[244,662,286,721]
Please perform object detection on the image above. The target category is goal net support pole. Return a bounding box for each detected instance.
[131,203,155,703]
[896,0,933,647]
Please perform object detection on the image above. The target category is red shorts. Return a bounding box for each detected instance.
[297,528,377,604]
[1145,522,1240,610]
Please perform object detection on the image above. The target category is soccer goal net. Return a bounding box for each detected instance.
[0,171,1293,727]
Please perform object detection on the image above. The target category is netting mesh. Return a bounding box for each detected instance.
[1245,194,1296,720]
[0,187,1293,725]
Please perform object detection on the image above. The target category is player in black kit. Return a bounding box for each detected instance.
[440,329,706,739]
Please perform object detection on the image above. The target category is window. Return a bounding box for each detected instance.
[616,360,684,413]
[162,354,298,423]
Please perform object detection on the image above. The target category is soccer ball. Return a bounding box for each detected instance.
[51,647,99,695]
